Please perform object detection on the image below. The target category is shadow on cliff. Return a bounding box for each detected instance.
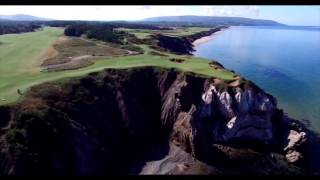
[1,66,319,175]
[126,141,170,174]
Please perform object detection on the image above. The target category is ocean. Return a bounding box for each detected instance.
[194,26,320,132]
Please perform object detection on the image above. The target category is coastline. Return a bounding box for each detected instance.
[1,26,319,174]
[192,35,214,46]
[191,27,227,47]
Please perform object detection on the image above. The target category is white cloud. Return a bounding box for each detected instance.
[204,6,259,18]
[0,5,260,21]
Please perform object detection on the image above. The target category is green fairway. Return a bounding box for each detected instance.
[0,27,64,76]
[116,27,211,39]
[0,27,235,105]
[162,27,212,37]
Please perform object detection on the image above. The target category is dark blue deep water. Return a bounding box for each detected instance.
[194,26,320,132]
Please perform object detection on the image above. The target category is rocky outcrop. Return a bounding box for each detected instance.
[285,130,307,151]
[151,27,227,55]
[286,150,303,163]
[153,34,194,55]
[0,67,311,175]
[284,129,307,163]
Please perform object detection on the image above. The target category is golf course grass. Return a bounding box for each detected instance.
[0,27,236,105]
[116,27,211,39]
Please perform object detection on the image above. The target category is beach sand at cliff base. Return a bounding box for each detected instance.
[192,36,214,46]
[192,29,227,47]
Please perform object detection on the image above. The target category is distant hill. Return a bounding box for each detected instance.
[142,15,285,26]
[0,14,52,21]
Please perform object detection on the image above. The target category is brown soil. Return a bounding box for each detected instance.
[41,37,131,71]
[228,76,242,87]
[228,79,241,87]
[213,78,225,86]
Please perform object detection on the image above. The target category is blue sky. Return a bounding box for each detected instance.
[0,6,319,26]
[258,6,320,26]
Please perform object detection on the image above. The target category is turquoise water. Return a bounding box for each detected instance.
[194,26,320,132]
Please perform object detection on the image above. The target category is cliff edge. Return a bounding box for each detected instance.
[0,67,316,175]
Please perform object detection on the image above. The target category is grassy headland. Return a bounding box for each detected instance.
[0,26,235,105]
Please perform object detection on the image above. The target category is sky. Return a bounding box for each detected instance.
[0,5,319,26]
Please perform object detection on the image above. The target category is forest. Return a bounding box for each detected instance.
[0,20,173,35]
[0,20,41,35]
[0,20,174,44]
[153,34,194,54]
[64,23,127,44]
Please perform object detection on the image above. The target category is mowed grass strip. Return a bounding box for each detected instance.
[0,27,64,76]
[0,27,235,105]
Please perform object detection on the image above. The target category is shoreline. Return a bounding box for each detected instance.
[191,27,227,47]
[192,35,214,46]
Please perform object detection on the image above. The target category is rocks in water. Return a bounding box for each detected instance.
[286,150,303,163]
[284,130,307,151]
[283,130,307,163]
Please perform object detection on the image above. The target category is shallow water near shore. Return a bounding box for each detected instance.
[194,26,320,132]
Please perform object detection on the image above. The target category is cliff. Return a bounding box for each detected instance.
[0,67,316,175]
[152,34,194,55]
[152,27,226,55]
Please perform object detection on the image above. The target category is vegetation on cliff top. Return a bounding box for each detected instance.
[116,27,212,39]
[0,26,236,105]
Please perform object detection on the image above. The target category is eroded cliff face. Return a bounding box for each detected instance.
[0,67,311,175]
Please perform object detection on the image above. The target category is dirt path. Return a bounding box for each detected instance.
[79,37,139,55]
[126,50,139,55]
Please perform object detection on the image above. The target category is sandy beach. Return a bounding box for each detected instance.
[192,29,227,47]
[192,35,214,46]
